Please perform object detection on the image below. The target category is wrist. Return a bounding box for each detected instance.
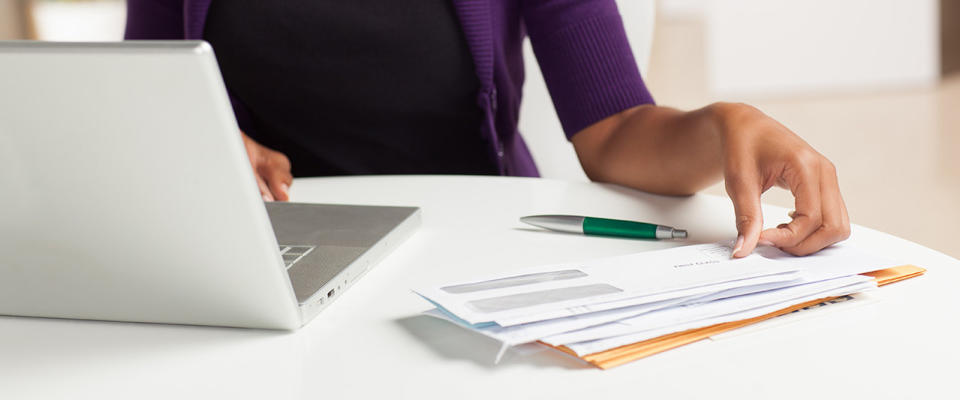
[703,102,758,141]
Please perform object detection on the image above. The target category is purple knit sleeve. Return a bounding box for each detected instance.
[124,0,185,39]
[521,0,655,139]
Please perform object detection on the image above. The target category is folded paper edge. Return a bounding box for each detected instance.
[543,264,926,369]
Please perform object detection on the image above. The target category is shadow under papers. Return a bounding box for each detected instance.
[394,314,589,370]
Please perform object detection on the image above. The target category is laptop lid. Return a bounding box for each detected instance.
[0,41,301,329]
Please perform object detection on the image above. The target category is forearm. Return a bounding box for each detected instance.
[572,103,732,195]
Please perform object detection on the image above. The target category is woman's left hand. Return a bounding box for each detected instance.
[713,103,850,258]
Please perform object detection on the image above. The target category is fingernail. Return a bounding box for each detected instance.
[262,194,272,202]
[732,235,744,258]
[758,239,774,246]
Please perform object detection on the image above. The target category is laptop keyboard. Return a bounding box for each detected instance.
[278,245,315,269]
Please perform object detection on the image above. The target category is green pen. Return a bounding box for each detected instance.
[520,215,688,240]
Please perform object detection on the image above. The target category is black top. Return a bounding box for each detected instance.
[204,0,497,176]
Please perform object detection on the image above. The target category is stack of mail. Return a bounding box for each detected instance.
[414,243,898,362]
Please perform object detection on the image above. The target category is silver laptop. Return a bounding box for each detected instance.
[0,41,420,329]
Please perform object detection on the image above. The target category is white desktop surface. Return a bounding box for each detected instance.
[2,176,957,399]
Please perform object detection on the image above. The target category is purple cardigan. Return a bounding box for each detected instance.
[125,0,655,177]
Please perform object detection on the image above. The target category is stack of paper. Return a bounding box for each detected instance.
[414,242,906,365]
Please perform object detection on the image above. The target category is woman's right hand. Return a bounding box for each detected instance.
[241,131,292,201]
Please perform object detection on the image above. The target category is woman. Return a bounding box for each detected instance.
[125,0,849,258]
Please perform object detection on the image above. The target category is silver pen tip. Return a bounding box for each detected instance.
[673,229,688,239]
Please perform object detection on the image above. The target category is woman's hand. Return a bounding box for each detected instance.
[241,131,292,202]
[571,102,849,259]
[713,103,850,258]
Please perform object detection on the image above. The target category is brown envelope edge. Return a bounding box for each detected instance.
[544,264,927,370]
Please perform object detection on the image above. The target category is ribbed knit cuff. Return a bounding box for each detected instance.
[529,10,655,139]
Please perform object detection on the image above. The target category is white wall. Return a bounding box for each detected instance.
[32,0,126,41]
[670,0,940,98]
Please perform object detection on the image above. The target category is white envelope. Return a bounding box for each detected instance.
[560,279,878,356]
[415,243,801,326]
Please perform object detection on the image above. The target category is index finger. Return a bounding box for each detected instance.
[256,175,274,202]
[265,169,293,202]
[725,171,764,258]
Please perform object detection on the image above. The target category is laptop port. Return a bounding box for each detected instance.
[327,288,336,298]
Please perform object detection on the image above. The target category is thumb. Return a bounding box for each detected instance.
[725,173,764,258]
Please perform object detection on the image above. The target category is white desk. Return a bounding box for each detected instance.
[2,176,957,399]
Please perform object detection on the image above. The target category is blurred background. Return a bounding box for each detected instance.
[1,0,958,258]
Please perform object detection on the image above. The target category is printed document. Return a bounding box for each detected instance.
[415,243,801,326]
[561,278,876,356]
[541,274,876,346]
